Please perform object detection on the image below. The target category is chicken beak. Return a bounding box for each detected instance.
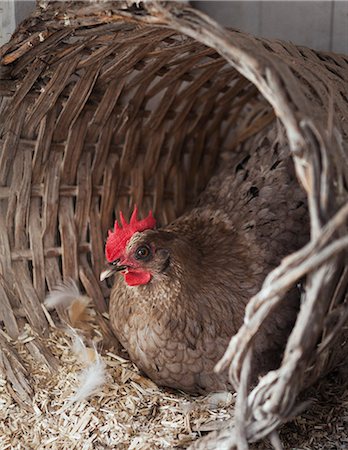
[100,268,115,281]
[100,263,128,281]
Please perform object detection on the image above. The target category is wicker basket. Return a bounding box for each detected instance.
[0,1,347,447]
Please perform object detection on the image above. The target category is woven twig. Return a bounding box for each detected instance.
[0,1,347,448]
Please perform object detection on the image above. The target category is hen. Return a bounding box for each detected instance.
[101,128,308,393]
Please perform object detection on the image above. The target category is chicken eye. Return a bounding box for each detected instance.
[135,245,152,261]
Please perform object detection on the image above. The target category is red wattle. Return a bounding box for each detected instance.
[123,270,151,286]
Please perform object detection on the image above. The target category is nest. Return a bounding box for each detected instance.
[0,1,347,448]
[2,324,347,449]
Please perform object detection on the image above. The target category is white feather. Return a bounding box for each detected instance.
[44,279,81,309]
[71,333,90,363]
[65,327,107,402]
[45,282,107,402]
[65,326,91,364]
[71,356,107,402]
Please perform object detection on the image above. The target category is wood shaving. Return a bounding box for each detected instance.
[0,325,346,449]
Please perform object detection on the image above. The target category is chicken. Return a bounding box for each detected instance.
[101,128,308,393]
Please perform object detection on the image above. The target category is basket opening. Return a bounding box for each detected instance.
[2,23,285,328]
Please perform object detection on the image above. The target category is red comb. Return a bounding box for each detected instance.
[105,206,156,262]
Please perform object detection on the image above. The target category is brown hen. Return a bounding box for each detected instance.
[102,127,308,393]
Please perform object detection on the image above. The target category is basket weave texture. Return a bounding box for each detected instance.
[0,1,347,447]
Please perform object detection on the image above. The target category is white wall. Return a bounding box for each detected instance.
[193,1,348,54]
[1,1,348,54]
[0,0,16,45]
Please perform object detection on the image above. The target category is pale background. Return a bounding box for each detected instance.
[1,1,348,54]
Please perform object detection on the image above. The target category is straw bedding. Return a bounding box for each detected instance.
[1,321,347,450]
[0,1,348,448]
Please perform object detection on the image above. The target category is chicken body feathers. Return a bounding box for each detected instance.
[109,126,308,393]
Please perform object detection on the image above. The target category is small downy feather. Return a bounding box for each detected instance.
[71,355,107,402]
[67,327,108,402]
[44,279,91,327]
[68,296,91,327]
[69,327,98,365]
[44,279,81,309]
